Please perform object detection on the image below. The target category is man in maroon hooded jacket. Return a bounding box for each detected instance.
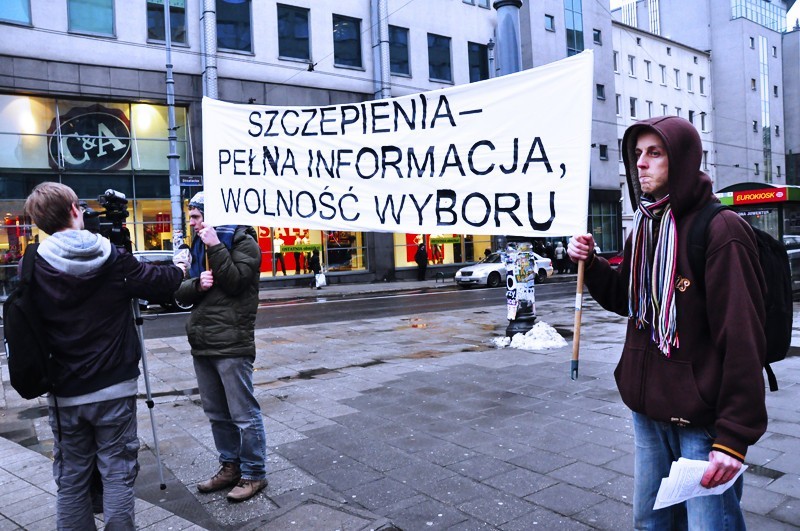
[568,116,766,529]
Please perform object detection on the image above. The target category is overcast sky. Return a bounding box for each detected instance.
[608,0,799,28]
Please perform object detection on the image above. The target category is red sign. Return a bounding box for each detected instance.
[733,188,787,205]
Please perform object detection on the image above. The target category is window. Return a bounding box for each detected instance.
[618,139,623,161]
[636,37,641,45]
[545,14,555,31]
[778,166,781,178]
[693,56,698,64]
[468,42,489,82]
[666,46,671,55]
[477,0,490,7]
[776,125,780,137]
[1,0,31,24]
[754,163,759,175]
[595,84,606,100]
[630,97,637,118]
[675,107,681,117]
[277,4,310,60]
[752,120,758,132]
[333,15,362,68]
[687,73,693,92]
[703,150,708,170]
[217,0,252,52]
[389,25,410,76]
[751,78,757,91]
[699,76,706,95]
[627,55,636,76]
[462,0,475,3]
[147,1,186,43]
[773,85,779,97]
[646,100,653,118]
[688,110,695,123]
[68,0,114,35]
[427,33,452,82]
[749,36,755,48]
[615,94,621,116]
[644,60,651,81]
[674,68,680,89]
[599,144,609,160]
[772,45,777,58]
[593,28,602,45]
[700,112,707,131]
[661,103,668,115]
[613,51,619,72]
[660,64,666,84]
[564,0,584,56]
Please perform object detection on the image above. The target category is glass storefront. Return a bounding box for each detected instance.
[255,228,368,277]
[393,233,492,268]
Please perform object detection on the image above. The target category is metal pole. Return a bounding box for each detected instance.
[164,0,184,249]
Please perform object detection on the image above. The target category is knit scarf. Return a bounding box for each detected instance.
[188,225,238,279]
[629,195,679,356]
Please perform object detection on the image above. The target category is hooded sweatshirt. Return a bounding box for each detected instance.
[583,116,767,461]
[31,230,183,403]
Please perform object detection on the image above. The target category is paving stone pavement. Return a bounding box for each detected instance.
[0,279,799,529]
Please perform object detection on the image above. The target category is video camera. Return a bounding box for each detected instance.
[81,189,131,251]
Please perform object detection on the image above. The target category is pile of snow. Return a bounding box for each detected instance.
[492,321,567,351]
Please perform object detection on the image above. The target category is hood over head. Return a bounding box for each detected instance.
[622,116,713,217]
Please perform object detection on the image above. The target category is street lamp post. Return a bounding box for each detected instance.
[163,1,184,249]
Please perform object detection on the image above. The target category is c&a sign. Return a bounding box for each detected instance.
[47,104,132,171]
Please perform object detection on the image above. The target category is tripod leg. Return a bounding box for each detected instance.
[131,300,167,490]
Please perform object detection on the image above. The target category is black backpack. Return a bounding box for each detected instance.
[2,244,54,399]
[688,203,793,391]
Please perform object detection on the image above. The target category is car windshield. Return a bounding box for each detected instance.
[481,253,502,264]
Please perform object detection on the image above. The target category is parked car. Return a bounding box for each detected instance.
[133,250,192,312]
[455,252,553,288]
[608,251,624,270]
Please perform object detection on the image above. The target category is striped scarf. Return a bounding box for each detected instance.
[629,195,679,356]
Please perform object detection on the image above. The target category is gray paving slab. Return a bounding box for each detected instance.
[0,279,798,529]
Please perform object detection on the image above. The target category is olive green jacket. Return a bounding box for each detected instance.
[176,227,261,357]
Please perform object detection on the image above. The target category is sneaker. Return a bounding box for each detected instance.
[226,478,268,502]
[197,462,241,493]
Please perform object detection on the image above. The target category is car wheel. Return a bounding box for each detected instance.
[536,269,547,284]
[487,272,502,288]
[172,296,193,312]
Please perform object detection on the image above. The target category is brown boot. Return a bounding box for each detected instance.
[197,463,241,493]
[226,478,268,502]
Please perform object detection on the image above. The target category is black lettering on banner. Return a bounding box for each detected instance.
[339,187,360,221]
[371,101,391,134]
[283,149,298,176]
[356,148,379,179]
[467,140,495,175]
[408,147,435,178]
[276,189,292,216]
[319,187,336,219]
[301,109,318,136]
[440,144,466,177]
[336,149,353,179]
[528,191,556,230]
[409,193,433,224]
[462,192,491,227]
[340,105,360,135]
[315,150,335,178]
[248,150,258,175]
[262,111,278,137]
[500,138,518,174]
[436,189,457,226]
[375,194,406,224]
[430,95,456,128]
[233,149,246,175]
[521,137,553,173]
[420,95,427,130]
[221,187,241,212]
[495,193,523,227]
[244,188,261,213]
[219,150,231,174]
[263,146,279,175]
[296,191,316,218]
[394,99,416,131]
[248,112,262,137]
[319,107,337,136]
[361,103,368,134]
[281,109,300,136]
[382,146,403,178]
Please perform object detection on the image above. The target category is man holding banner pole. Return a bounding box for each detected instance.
[568,116,766,529]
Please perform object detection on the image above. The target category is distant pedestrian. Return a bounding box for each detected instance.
[175,192,268,503]
[568,116,766,529]
[415,243,428,280]
[309,248,323,289]
[22,182,184,529]
[554,241,567,273]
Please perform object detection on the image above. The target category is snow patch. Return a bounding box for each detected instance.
[492,321,567,350]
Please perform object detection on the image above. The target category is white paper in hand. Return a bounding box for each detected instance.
[653,458,747,510]
[173,247,191,273]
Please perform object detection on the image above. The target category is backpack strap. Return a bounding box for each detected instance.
[19,244,39,284]
[687,202,727,290]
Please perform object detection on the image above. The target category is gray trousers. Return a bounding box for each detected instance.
[49,396,139,531]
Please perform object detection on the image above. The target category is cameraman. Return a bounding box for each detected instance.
[23,183,185,530]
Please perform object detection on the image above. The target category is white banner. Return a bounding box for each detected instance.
[202,51,594,236]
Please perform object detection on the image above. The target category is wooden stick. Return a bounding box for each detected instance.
[571,259,585,380]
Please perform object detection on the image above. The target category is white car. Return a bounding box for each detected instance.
[455,252,553,288]
[133,250,192,312]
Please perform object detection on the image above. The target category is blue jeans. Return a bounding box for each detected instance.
[193,356,267,481]
[632,412,745,530]
[49,396,139,531]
